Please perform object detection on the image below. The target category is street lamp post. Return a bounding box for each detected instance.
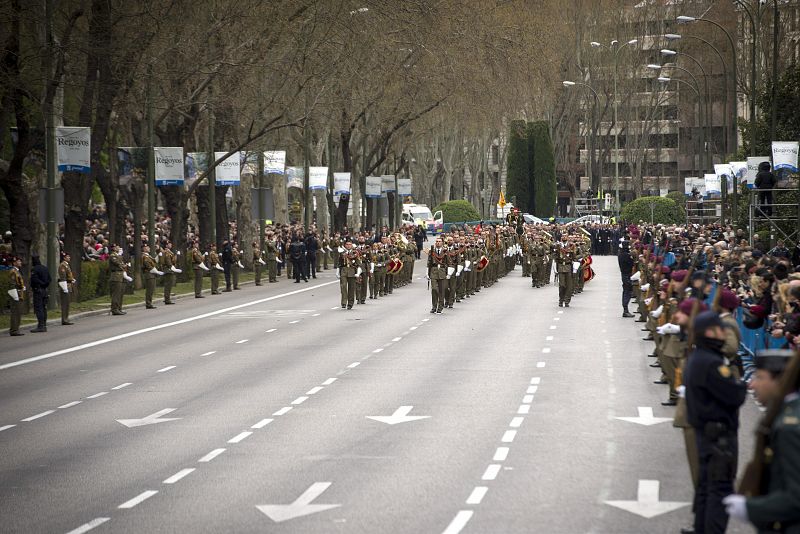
[590,38,638,217]
[563,80,600,203]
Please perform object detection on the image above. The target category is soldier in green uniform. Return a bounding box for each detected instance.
[58,252,75,324]
[265,232,279,282]
[724,350,800,533]
[554,234,575,307]
[209,244,222,294]
[427,236,448,314]
[109,244,128,315]
[141,244,159,309]
[231,242,241,290]
[8,256,25,335]
[160,241,178,305]
[252,240,263,286]
[337,240,359,309]
[191,241,206,298]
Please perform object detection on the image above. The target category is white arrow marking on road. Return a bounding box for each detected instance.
[366,406,431,425]
[604,480,690,518]
[116,408,181,428]
[615,407,673,426]
[256,482,341,523]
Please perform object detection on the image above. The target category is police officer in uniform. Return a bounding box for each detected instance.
[685,310,747,534]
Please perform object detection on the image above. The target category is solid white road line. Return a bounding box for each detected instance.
[251,418,273,429]
[58,401,82,409]
[482,464,501,480]
[112,382,132,390]
[65,517,110,534]
[502,430,517,443]
[291,396,308,405]
[273,407,292,416]
[86,392,107,399]
[466,486,489,505]
[201,351,216,356]
[163,468,195,484]
[509,417,524,428]
[306,386,323,395]
[156,366,176,373]
[198,448,226,463]
[442,510,473,534]
[392,337,402,342]
[348,362,360,368]
[22,410,54,422]
[118,490,158,509]
[322,378,337,385]
[1,281,339,371]
[228,431,252,444]
[289,320,300,324]
[235,339,248,344]
[0,425,16,432]
[372,348,383,353]
[493,447,509,462]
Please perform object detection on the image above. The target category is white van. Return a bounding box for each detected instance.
[401,204,443,234]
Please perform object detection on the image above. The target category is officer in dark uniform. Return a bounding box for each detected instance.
[684,311,747,534]
[724,349,800,533]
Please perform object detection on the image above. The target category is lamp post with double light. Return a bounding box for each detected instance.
[590,38,638,216]
[563,80,600,198]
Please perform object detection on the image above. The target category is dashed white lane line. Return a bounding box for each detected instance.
[546,336,554,341]
[0,425,16,432]
[466,486,489,505]
[236,339,249,344]
[493,447,509,461]
[251,418,273,429]
[163,468,195,484]
[58,401,82,409]
[392,337,402,342]
[509,417,524,428]
[410,326,418,330]
[266,328,277,333]
[442,510,473,534]
[501,430,517,443]
[291,396,309,405]
[558,310,564,314]
[542,348,551,354]
[312,313,321,317]
[553,317,560,321]
[527,386,538,394]
[86,392,108,399]
[65,517,110,534]
[537,362,546,368]
[118,490,158,509]
[522,395,534,404]
[549,325,557,330]
[273,407,292,416]
[156,366,176,373]
[331,306,340,310]
[383,342,393,348]
[228,431,252,444]
[517,405,530,415]
[481,464,502,480]
[373,348,383,353]
[201,351,217,356]
[112,382,132,390]
[289,320,300,324]
[322,378,337,386]
[530,377,541,384]
[22,410,55,422]
[348,362,361,368]
[198,448,226,463]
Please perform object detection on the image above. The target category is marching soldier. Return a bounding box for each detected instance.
[427,236,448,314]
[160,241,178,305]
[231,242,241,290]
[554,234,575,307]
[109,244,128,315]
[141,244,159,309]
[58,252,75,324]
[191,241,205,298]
[337,240,360,309]
[8,256,25,335]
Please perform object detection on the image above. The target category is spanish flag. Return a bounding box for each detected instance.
[498,190,506,208]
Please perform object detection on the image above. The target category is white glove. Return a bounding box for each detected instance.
[356,267,363,277]
[456,265,464,276]
[656,323,680,335]
[640,283,650,292]
[276,258,283,264]
[446,275,451,280]
[123,273,133,282]
[171,266,182,274]
[149,267,163,276]
[203,252,208,256]
[722,495,748,523]
[677,385,686,398]
[630,271,641,282]
[176,251,181,255]
[650,305,664,319]
[335,268,340,279]
[465,260,472,269]
[259,258,266,265]
[370,262,375,274]
[199,262,209,271]
[215,263,224,271]
[644,297,653,306]
[447,266,455,277]
[237,261,244,268]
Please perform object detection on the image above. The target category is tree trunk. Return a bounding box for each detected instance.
[236,172,253,267]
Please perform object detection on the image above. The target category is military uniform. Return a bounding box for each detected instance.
[338,246,360,309]
[209,248,222,294]
[109,252,128,314]
[191,246,205,298]
[554,241,575,307]
[8,265,26,335]
[253,244,263,285]
[265,238,279,282]
[160,248,177,304]
[58,258,75,324]
[231,247,241,289]
[427,244,448,313]
[142,251,158,309]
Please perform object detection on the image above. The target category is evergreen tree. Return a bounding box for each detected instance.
[506,120,530,212]
[529,121,556,218]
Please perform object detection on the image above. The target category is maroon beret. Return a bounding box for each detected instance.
[718,289,740,311]
[678,298,708,315]
[671,269,688,283]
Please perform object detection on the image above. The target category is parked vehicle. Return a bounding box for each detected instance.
[401,204,443,234]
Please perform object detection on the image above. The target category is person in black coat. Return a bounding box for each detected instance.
[221,240,233,291]
[754,161,776,216]
[289,237,307,283]
[618,239,635,317]
[684,311,747,534]
[30,255,51,332]
[304,232,319,279]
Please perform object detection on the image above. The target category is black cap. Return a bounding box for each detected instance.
[693,310,724,333]
[755,349,794,375]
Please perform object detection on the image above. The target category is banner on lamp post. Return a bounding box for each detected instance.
[117,147,147,188]
[714,164,733,193]
[772,141,799,172]
[240,151,258,177]
[214,151,241,186]
[185,152,208,189]
[365,176,382,198]
[684,177,705,197]
[154,147,184,186]
[308,167,328,191]
[704,173,721,195]
[56,127,91,173]
[381,175,396,193]
[263,150,286,175]
[397,177,412,196]
[286,167,304,189]
[745,156,771,188]
[333,172,351,195]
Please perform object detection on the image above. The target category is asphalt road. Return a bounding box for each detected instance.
[0,257,760,533]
